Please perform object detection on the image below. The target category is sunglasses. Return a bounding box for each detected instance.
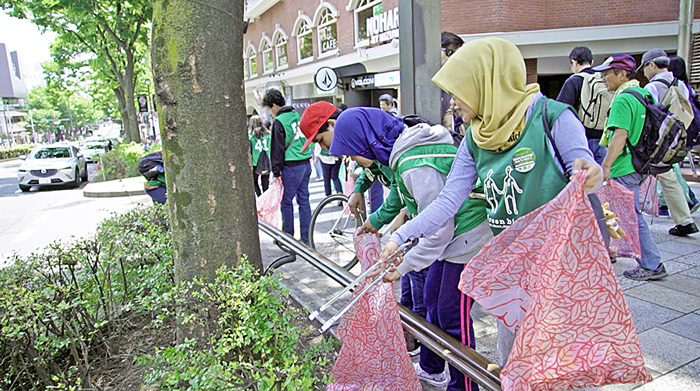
[442,47,455,57]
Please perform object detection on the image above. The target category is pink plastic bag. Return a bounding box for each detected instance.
[639,176,659,217]
[596,179,642,259]
[256,179,283,226]
[327,233,421,391]
[343,162,356,197]
[459,173,651,391]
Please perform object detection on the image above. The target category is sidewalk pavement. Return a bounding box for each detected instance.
[91,176,700,390]
[82,176,146,198]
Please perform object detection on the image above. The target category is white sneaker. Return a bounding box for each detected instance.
[413,362,449,387]
[407,345,420,357]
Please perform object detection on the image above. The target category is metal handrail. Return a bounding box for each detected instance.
[258,221,502,391]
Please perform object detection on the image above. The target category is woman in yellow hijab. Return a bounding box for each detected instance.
[378,37,602,366]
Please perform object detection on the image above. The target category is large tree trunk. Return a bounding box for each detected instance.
[152,0,261,288]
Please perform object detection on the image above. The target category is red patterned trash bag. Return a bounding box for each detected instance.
[327,233,421,391]
[639,176,659,217]
[458,173,651,391]
[596,179,642,259]
[256,178,283,226]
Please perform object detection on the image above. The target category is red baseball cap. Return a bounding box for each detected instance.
[300,101,338,152]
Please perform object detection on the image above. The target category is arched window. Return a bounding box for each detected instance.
[246,43,258,78]
[293,13,314,64]
[351,0,382,46]
[243,51,248,79]
[272,26,288,70]
[260,35,273,74]
[314,3,338,57]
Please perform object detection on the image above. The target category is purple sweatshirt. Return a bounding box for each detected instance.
[391,92,600,245]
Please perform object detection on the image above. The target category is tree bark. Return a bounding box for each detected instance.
[152,1,261,282]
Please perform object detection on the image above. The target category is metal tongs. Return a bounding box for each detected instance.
[310,237,420,333]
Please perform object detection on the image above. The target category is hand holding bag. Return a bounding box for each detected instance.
[459,172,651,391]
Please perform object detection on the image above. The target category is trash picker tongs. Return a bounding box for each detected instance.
[313,238,419,333]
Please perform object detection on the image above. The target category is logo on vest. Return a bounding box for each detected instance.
[512,147,536,173]
[485,166,524,229]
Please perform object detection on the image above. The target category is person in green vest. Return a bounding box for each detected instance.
[263,89,312,244]
[380,37,602,373]
[299,101,425,332]
[248,115,271,196]
[326,106,493,391]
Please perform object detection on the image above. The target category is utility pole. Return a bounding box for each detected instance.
[678,0,695,73]
[28,109,37,144]
[398,0,441,124]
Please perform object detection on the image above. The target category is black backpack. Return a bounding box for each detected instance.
[255,151,271,176]
[138,151,164,180]
[686,90,700,147]
[621,90,687,175]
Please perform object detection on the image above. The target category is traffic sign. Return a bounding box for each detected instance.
[314,67,338,92]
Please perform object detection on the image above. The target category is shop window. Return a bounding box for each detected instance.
[294,16,314,64]
[272,27,288,70]
[246,44,258,78]
[315,4,338,58]
[260,36,273,74]
[352,0,382,47]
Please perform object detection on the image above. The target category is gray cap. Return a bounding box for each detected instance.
[637,48,668,72]
[378,94,394,103]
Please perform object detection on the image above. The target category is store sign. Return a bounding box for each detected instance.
[314,66,338,92]
[374,71,400,87]
[319,25,338,54]
[367,7,399,45]
[350,74,375,89]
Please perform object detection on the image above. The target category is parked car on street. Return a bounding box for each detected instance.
[17,144,88,192]
[83,136,110,163]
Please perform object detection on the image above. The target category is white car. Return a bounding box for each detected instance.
[17,145,88,192]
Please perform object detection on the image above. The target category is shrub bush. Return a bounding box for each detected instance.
[98,142,151,181]
[0,145,34,159]
[0,205,335,390]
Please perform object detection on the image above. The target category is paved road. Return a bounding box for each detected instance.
[0,159,151,264]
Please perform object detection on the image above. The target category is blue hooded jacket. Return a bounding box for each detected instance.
[329,107,405,166]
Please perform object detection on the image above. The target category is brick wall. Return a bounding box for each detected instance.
[525,59,538,84]
[244,0,399,78]
[442,0,698,34]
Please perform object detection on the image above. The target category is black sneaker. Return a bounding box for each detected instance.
[669,222,699,237]
[623,264,668,281]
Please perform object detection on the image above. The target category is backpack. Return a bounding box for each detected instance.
[687,90,700,147]
[621,90,687,175]
[652,78,695,130]
[138,151,164,180]
[577,72,615,130]
[255,151,271,176]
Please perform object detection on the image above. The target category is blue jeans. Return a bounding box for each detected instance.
[420,261,478,391]
[369,181,384,213]
[400,269,428,318]
[321,160,342,196]
[588,139,607,165]
[280,162,312,243]
[613,172,661,270]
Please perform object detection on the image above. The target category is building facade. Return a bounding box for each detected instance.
[0,43,28,145]
[243,0,700,118]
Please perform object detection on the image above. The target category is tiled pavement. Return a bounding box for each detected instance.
[260,177,700,391]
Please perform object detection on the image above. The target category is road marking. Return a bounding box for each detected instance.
[35,213,52,223]
[12,229,36,243]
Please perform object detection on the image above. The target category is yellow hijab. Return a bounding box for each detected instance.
[432,37,540,151]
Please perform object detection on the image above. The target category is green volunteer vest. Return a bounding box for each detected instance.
[276,110,311,161]
[394,144,488,236]
[249,133,270,166]
[466,97,570,234]
[362,162,394,187]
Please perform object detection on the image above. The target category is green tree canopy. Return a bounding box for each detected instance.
[2,0,153,143]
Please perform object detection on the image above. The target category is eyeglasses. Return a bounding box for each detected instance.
[442,47,455,58]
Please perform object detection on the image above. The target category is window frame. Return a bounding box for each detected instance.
[352,0,382,48]
[260,35,274,75]
[272,27,289,70]
[314,4,339,58]
[246,43,258,79]
[293,15,314,65]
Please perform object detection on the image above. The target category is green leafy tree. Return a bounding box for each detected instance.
[28,86,102,136]
[2,0,152,143]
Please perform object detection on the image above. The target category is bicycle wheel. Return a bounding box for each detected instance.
[309,194,359,270]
